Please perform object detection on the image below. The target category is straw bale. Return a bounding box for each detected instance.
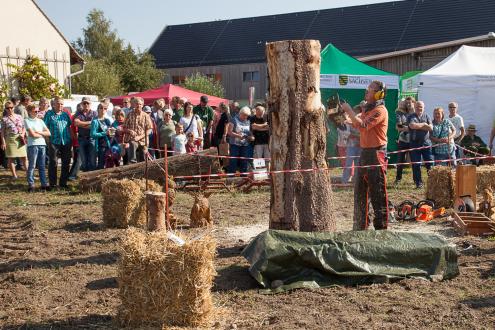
[101,179,162,229]
[117,228,217,328]
[476,165,495,191]
[426,166,455,208]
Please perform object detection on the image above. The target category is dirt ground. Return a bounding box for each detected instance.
[0,168,494,329]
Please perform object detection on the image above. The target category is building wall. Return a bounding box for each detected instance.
[362,39,495,75]
[0,0,71,94]
[164,62,268,101]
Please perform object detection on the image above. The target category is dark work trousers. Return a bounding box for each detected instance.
[48,143,72,187]
[353,148,389,230]
[395,140,409,181]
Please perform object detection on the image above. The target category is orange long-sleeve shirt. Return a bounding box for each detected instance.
[354,104,388,148]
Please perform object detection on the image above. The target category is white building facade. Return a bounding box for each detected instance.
[0,0,83,95]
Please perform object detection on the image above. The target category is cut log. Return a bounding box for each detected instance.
[266,39,336,232]
[145,191,166,231]
[79,148,220,192]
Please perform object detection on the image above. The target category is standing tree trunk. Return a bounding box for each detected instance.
[145,191,166,231]
[267,40,336,232]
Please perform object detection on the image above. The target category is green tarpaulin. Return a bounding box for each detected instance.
[320,44,400,165]
[242,230,459,293]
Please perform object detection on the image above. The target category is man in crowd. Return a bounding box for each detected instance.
[171,96,184,122]
[44,96,72,188]
[460,124,490,165]
[74,97,97,172]
[14,95,31,118]
[408,101,433,189]
[122,97,132,116]
[193,95,214,148]
[394,96,415,184]
[447,101,465,163]
[342,80,389,231]
[124,97,152,163]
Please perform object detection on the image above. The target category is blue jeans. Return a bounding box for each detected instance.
[78,137,96,171]
[342,145,361,183]
[27,145,47,187]
[395,140,410,181]
[97,145,109,169]
[228,144,249,174]
[410,142,433,186]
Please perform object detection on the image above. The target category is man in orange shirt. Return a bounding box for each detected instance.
[341,80,389,230]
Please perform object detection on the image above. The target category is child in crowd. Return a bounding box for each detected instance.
[185,132,202,153]
[172,124,187,155]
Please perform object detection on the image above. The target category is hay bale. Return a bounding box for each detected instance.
[117,228,216,328]
[426,166,455,208]
[477,165,495,191]
[101,179,161,228]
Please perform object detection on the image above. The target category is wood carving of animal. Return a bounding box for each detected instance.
[478,187,494,219]
[190,192,213,228]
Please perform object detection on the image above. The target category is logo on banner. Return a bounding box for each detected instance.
[338,75,349,86]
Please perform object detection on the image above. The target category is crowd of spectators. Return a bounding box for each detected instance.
[0,94,271,191]
[1,92,494,192]
[336,97,493,188]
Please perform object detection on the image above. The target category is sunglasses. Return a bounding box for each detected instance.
[5,107,13,110]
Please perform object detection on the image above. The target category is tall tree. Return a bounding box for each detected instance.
[113,46,164,92]
[73,9,164,94]
[74,9,123,59]
[71,58,122,98]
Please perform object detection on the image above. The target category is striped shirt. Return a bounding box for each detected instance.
[44,109,72,145]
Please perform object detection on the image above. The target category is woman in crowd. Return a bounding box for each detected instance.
[342,105,362,183]
[108,108,127,167]
[37,97,50,119]
[179,102,203,145]
[90,103,112,169]
[431,106,456,166]
[212,102,231,148]
[25,104,51,191]
[1,101,27,179]
[227,106,253,174]
[158,109,176,156]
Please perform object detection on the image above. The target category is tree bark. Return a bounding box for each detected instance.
[79,148,220,192]
[267,39,336,232]
[145,191,166,231]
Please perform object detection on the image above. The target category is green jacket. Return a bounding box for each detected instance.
[193,105,214,130]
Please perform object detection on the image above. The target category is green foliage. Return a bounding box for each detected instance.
[73,9,164,94]
[113,46,164,92]
[74,9,123,60]
[182,73,225,98]
[0,78,9,107]
[7,56,68,99]
[71,58,122,98]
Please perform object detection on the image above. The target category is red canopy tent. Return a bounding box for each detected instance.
[110,83,229,107]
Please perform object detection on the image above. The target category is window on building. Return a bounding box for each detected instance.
[172,75,186,84]
[243,71,260,82]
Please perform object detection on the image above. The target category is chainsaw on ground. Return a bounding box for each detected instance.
[395,199,446,222]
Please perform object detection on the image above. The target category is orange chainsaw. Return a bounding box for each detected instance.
[396,200,445,222]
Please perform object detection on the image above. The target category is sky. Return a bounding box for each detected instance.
[35,0,393,51]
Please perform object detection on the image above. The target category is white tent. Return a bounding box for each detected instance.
[418,45,495,142]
